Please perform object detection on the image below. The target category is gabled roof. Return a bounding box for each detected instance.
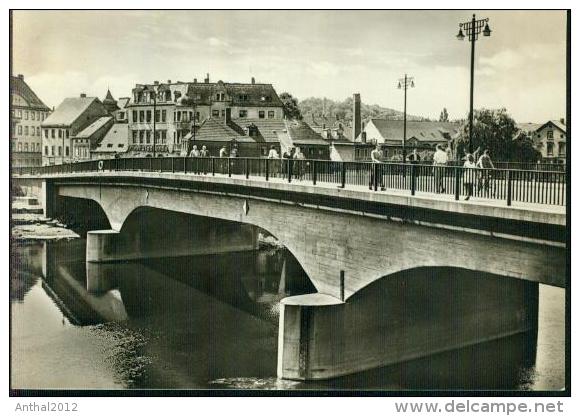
[187,117,255,143]
[516,122,543,134]
[231,118,288,143]
[117,97,130,109]
[285,119,329,146]
[10,75,50,111]
[42,97,104,127]
[128,80,283,108]
[363,119,460,143]
[93,123,129,153]
[73,116,113,139]
[538,120,567,134]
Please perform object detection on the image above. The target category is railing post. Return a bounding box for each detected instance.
[287,159,292,183]
[373,163,378,191]
[454,167,460,201]
[506,170,512,206]
[340,162,346,188]
[265,158,269,181]
[212,158,215,176]
[171,157,175,173]
[149,157,153,172]
[184,157,187,174]
[245,158,249,179]
[228,158,232,177]
[312,160,317,185]
[410,164,416,196]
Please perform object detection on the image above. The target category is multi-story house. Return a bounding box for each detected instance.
[10,74,52,167]
[125,75,285,156]
[534,120,567,163]
[41,93,109,165]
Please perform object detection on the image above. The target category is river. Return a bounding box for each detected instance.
[10,239,565,391]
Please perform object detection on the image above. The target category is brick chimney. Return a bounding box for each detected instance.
[560,118,566,125]
[204,73,210,83]
[352,93,361,141]
[80,93,87,98]
[193,78,197,83]
[17,74,24,80]
[224,107,231,125]
[167,80,171,84]
[251,77,255,84]
[154,80,159,85]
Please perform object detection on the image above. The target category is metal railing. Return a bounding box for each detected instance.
[448,160,566,172]
[12,157,567,206]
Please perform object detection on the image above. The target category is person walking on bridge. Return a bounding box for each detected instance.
[199,145,209,174]
[463,154,476,201]
[369,144,385,191]
[433,144,448,193]
[476,149,495,197]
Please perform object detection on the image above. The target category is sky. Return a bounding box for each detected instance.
[11,10,567,122]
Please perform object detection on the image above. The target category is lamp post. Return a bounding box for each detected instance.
[397,74,414,163]
[456,13,492,154]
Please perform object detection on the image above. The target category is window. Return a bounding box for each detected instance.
[18,125,22,135]
[132,130,138,144]
[547,130,554,139]
[24,143,28,151]
[44,129,48,138]
[24,111,28,120]
[161,110,166,122]
[216,93,225,101]
[31,127,35,136]
[139,130,144,144]
[176,112,182,122]
[146,131,151,144]
[31,112,35,121]
[36,127,40,136]
[212,109,220,117]
[239,110,248,118]
[57,146,61,156]
[118,112,125,120]
[50,145,54,155]
[161,130,167,143]
[58,130,62,138]
[25,126,29,135]
[51,129,55,138]
[561,134,564,139]
[259,111,265,119]
[107,143,113,148]
[17,143,22,151]
[146,110,152,122]
[547,142,554,156]
[268,111,275,119]
[65,130,69,138]
[221,110,225,117]
[155,110,160,123]
[164,91,171,101]
[44,146,48,155]
[132,111,137,122]
[66,146,69,156]
[118,144,124,148]
[559,143,566,156]
[139,111,145,122]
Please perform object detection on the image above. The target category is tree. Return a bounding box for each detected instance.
[439,108,449,122]
[455,108,540,162]
[279,92,302,120]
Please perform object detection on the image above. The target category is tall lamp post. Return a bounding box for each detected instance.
[397,74,414,163]
[457,14,492,153]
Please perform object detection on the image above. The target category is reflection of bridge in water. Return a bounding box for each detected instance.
[13,157,567,380]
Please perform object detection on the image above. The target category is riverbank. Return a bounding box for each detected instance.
[12,197,80,241]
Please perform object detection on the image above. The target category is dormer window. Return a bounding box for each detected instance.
[216,93,225,101]
[547,130,554,140]
[174,91,182,102]
[164,90,171,101]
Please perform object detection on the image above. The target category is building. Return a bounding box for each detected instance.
[92,123,130,159]
[41,93,109,165]
[358,119,461,160]
[10,74,52,167]
[71,116,114,161]
[533,120,567,163]
[125,75,285,156]
[188,108,329,159]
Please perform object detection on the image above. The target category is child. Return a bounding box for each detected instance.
[463,154,476,201]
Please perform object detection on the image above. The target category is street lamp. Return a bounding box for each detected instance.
[397,74,414,163]
[457,14,492,154]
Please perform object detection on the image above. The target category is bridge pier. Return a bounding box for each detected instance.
[278,268,539,381]
[86,208,260,263]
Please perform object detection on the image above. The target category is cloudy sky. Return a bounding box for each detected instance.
[12,10,567,122]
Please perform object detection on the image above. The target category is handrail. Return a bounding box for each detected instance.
[12,157,567,207]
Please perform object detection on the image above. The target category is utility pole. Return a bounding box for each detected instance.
[397,74,414,163]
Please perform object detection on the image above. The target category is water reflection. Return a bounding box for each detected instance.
[10,239,565,390]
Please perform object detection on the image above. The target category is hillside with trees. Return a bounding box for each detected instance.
[297,96,430,122]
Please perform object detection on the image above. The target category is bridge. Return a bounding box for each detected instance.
[13,157,567,381]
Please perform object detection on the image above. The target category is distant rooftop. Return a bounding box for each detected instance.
[42,96,102,127]
[10,74,50,111]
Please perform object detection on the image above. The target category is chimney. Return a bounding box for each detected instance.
[154,80,159,85]
[17,74,24,80]
[560,118,566,125]
[353,93,361,141]
[193,78,197,83]
[224,107,231,125]
[251,77,255,84]
[167,80,171,84]
[80,93,87,98]
[205,73,210,83]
